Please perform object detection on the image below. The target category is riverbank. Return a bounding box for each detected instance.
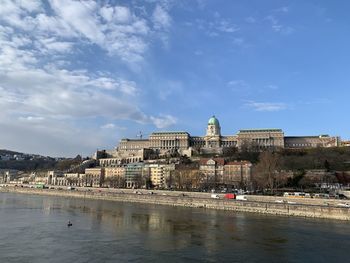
[1,186,349,221]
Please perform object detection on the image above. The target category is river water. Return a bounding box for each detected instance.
[0,193,349,263]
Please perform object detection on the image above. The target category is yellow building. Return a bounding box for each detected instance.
[84,168,104,187]
[146,164,166,188]
[104,167,125,178]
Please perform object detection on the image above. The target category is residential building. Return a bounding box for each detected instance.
[124,163,145,188]
[223,161,252,188]
[145,164,166,188]
[84,168,104,187]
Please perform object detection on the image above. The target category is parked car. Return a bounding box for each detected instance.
[236,195,247,201]
[224,193,236,199]
[211,194,220,199]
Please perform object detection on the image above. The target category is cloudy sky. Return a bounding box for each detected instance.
[0,0,349,157]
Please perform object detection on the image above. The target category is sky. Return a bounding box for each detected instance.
[0,0,349,157]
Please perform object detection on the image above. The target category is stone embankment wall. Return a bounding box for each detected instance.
[1,187,349,221]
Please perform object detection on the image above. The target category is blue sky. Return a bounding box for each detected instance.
[0,0,349,156]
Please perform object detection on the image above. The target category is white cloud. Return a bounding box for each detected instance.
[245,16,256,23]
[152,4,172,30]
[197,13,239,37]
[49,0,104,44]
[151,4,172,47]
[0,68,144,120]
[100,6,131,23]
[215,20,239,33]
[232,37,250,48]
[266,84,279,90]
[274,6,289,13]
[265,15,294,35]
[245,101,287,112]
[39,38,74,53]
[150,115,177,129]
[17,0,43,13]
[101,123,127,130]
[228,80,249,90]
[0,0,172,64]
[35,13,78,38]
[0,0,178,156]
[18,116,45,122]
[101,123,116,129]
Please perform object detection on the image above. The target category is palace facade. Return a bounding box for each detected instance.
[115,116,340,156]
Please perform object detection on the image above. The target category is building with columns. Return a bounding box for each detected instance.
[113,116,340,156]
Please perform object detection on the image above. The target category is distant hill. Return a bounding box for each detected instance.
[0,149,84,172]
[0,149,23,156]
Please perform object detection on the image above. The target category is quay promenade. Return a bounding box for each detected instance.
[1,186,349,221]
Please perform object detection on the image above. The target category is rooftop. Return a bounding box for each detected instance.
[285,135,332,139]
[151,131,189,135]
[199,158,225,166]
[239,129,283,133]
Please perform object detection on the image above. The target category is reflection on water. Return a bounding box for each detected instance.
[0,192,349,263]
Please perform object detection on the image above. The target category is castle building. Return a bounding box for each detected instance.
[113,116,340,156]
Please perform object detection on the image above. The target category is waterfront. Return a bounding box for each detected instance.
[0,193,349,263]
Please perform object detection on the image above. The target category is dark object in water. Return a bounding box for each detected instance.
[67,221,72,227]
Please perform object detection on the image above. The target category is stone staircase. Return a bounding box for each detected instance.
[64,159,96,174]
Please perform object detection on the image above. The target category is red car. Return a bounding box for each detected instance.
[224,193,236,199]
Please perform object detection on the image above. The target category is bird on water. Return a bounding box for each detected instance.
[67,221,72,227]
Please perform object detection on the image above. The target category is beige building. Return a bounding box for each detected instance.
[146,164,166,188]
[149,132,190,151]
[284,135,340,149]
[118,139,150,153]
[223,161,252,188]
[114,116,340,156]
[199,158,252,189]
[84,168,104,187]
[236,129,285,149]
[97,148,153,167]
[48,171,84,187]
[199,158,225,179]
[104,167,125,178]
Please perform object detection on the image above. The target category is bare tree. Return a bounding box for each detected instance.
[253,151,282,193]
[104,176,126,188]
[171,169,203,190]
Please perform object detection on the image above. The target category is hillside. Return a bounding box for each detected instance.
[0,149,23,156]
[0,149,84,172]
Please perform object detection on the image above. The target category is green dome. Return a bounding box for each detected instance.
[208,116,220,126]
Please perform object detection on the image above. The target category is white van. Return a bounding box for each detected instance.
[211,194,220,199]
[236,195,247,201]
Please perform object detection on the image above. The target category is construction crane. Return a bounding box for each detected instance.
[136,131,148,140]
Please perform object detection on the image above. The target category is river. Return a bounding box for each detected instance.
[0,192,349,262]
